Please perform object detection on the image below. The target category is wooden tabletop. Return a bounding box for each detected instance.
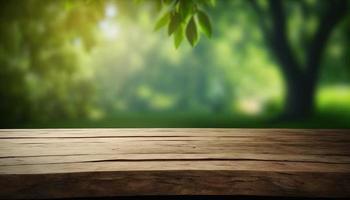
[0,128,349,199]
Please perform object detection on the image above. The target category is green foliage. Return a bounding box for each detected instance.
[153,0,215,47]
[0,0,105,126]
[186,16,198,46]
[0,0,349,128]
[154,12,170,31]
[174,25,184,48]
[197,10,212,38]
[168,12,182,36]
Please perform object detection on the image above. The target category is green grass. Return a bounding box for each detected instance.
[18,112,350,129]
[317,85,350,114]
[11,86,350,129]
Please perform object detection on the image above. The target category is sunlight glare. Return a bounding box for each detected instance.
[106,4,117,18]
[99,5,119,40]
[99,20,119,39]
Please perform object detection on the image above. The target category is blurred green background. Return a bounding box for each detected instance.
[0,0,349,128]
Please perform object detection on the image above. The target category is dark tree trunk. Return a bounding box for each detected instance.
[279,0,347,119]
[263,0,317,119]
[282,73,317,119]
[247,0,348,120]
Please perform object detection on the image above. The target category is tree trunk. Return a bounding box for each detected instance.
[282,72,317,119]
[248,0,348,120]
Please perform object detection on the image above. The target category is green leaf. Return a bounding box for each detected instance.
[154,12,170,31]
[186,16,198,47]
[168,13,181,36]
[197,10,212,38]
[178,0,193,19]
[174,25,184,49]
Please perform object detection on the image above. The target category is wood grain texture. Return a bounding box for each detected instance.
[0,128,349,199]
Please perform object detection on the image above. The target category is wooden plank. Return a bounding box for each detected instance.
[0,128,349,199]
[1,160,350,174]
[1,171,349,199]
[1,153,350,166]
[0,128,349,138]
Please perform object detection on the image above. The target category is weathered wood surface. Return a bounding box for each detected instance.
[0,128,349,199]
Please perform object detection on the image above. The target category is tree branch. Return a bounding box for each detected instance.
[306,0,348,80]
[267,0,301,81]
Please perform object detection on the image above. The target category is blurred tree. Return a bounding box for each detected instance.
[0,0,349,127]
[154,0,349,119]
[0,0,105,126]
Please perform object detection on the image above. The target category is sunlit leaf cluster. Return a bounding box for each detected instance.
[154,0,215,48]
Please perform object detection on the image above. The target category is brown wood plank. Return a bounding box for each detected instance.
[0,128,349,138]
[1,153,350,166]
[0,128,349,199]
[1,160,350,174]
[1,171,350,199]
